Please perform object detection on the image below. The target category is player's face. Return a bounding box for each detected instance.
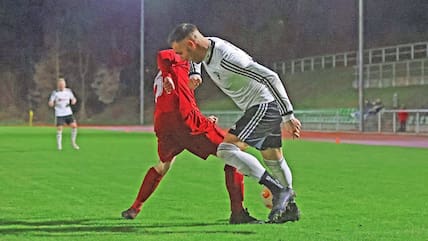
[57,81,66,90]
[172,39,199,62]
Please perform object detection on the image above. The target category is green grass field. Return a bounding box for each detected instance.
[1,127,427,241]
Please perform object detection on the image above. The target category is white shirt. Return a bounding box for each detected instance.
[49,88,76,117]
[202,37,294,121]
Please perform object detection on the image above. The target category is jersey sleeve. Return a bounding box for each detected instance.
[69,89,76,100]
[157,50,179,78]
[220,53,295,121]
[189,61,201,77]
[49,91,56,102]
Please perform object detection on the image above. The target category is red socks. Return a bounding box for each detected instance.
[224,165,245,214]
[131,167,163,212]
[131,165,244,215]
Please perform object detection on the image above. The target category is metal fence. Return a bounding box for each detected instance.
[204,109,358,131]
[377,109,428,133]
[272,41,428,75]
[204,109,428,134]
[352,58,428,88]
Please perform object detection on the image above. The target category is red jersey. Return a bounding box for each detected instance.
[397,110,409,122]
[153,49,214,135]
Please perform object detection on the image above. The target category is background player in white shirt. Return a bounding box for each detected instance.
[48,78,79,150]
[168,23,302,223]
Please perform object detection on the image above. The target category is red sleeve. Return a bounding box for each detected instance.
[157,50,180,78]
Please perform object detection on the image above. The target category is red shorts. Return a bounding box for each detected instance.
[156,124,225,163]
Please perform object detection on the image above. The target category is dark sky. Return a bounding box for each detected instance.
[144,0,428,62]
[1,0,427,118]
[2,0,427,69]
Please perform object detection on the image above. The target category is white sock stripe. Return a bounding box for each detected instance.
[240,103,268,141]
[237,103,267,140]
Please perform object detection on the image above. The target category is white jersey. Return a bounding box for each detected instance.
[49,88,76,117]
[202,37,294,120]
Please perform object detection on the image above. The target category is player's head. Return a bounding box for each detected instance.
[168,23,207,63]
[57,78,66,90]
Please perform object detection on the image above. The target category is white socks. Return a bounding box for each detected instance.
[71,128,77,144]
[56,130,62,150]
[217,142,266,179]
[265,158,293,188]
[57,128,79,150]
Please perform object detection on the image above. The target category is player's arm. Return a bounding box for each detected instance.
[157,50,179,93]
[157,50,177,77]
[69,90,77,105]
[246,60,301,137]
[220,55,294,120]
[188,61,202,90]
[220,54,301,137]
[48,91,56,107]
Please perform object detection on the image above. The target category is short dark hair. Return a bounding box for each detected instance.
[168,23,197,45]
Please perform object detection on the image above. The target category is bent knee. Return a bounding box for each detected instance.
[154,160,173,176]
[216,142,240,159]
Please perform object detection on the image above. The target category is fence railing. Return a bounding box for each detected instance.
[203,109,428,134]
[203,109,358,131]
[377,109,428,134]
[352,58,428,88]
[272,41,428,75]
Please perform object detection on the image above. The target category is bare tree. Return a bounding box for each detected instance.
[77,42,90,119]
[91,65,121,104]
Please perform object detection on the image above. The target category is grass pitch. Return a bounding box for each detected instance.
[0,127,427,241]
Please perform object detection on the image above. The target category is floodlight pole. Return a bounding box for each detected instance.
[139,0,145,125]
[358,0,365,132]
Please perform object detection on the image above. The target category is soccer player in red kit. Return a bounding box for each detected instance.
[121,49,258,224]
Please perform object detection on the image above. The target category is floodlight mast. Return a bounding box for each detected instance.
[140,0,145,125]
[358,0,365,132]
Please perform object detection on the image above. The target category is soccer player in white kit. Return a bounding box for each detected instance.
[168,23,302,223]
[48,78,80,150]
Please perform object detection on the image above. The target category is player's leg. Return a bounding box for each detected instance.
[122,133,183,219]
[56,124,63,150]
[217,103,283,186]
[261,147,299,222]
[223,165,244,214]
[224,164,260,224]
[122,159,174,219]
[218,133,291,223]
[257,103,299,223]
[217,102,294,223]
[184,127,258,224]
[68,116,79,150]
[132,160,173,210]
[261,148,293,189]
[218,133,287,194]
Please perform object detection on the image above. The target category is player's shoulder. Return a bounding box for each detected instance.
[209,37,232,53]
[210,37,252,65]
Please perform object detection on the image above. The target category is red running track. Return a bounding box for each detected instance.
[82,125,428,149]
